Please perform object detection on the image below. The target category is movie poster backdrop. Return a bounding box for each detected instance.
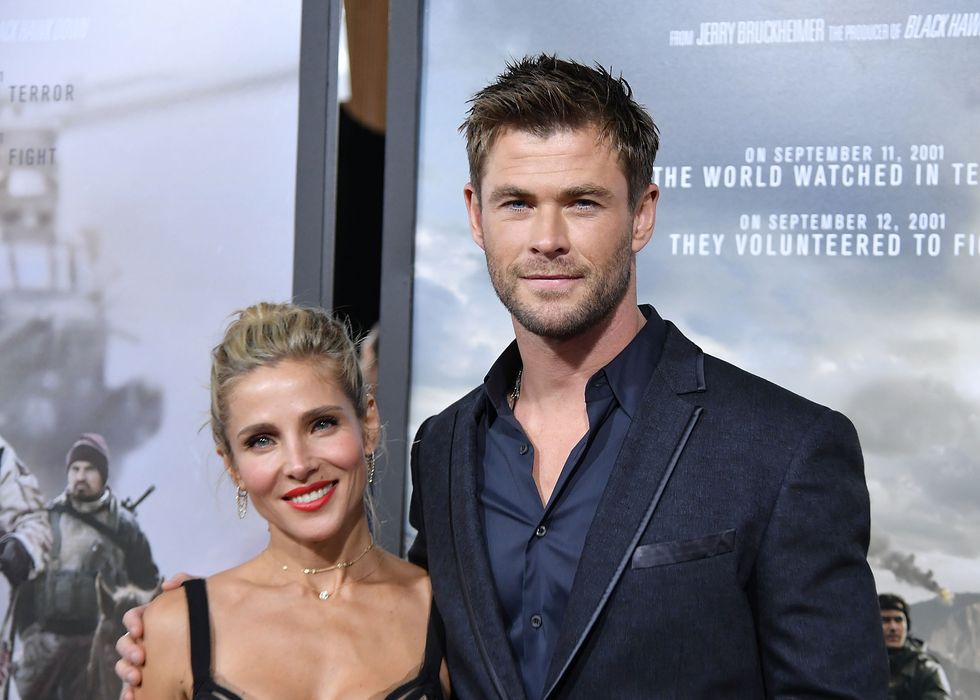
[0,4,298,697]
[409,1,979,694]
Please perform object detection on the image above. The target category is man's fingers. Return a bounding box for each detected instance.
[122,606,146,640]
[161,571,194,591]
[115,656,142,692]
[118,630,145,663]
[116,629,143,662]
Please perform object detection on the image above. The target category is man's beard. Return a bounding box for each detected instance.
[485,233,633,340]
[71,483,102,502]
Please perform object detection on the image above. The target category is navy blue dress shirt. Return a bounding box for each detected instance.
[478,305,667,700]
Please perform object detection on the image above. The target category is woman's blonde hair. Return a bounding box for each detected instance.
[209,302,368,454]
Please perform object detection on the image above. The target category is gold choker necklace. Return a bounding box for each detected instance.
[272,539,378,601]
[277,539,375,575]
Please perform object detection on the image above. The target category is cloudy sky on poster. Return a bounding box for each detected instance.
[411,1,980,601]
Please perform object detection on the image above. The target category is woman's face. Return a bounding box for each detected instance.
[220,358,377,547]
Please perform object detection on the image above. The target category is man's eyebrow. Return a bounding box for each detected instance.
[563,184,614,200]
[487,186,533,204]
[486,184,615,203]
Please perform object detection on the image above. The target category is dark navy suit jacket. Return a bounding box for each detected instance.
[408,320,889,699]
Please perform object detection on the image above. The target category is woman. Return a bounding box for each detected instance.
[135,303,447,699]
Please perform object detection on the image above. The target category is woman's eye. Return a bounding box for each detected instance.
[312,416,338,432]
[246,435,273,449]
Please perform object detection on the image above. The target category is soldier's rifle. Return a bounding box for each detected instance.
[121,485,155,513]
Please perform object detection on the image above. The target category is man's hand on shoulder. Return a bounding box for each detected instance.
[115,572,195,697]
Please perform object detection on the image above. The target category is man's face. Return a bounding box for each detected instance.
[67,460,105,501]
[881,610,908,649]
[465,125,657,340]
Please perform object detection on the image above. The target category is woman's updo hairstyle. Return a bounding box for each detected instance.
[210,302,367,453]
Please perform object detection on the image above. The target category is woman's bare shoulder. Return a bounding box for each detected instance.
[141,572,248,656]
[143,585,191,641]
[137,586,193,699]
[380,551,430,594]
[196,564,266,609]
[371,552,432,624]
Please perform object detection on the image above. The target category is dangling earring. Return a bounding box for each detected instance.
[366,452,376,485]
[236,486,248,519]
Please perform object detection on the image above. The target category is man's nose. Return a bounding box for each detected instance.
[529,207,570,258]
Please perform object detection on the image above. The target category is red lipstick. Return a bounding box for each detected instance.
[282,480,337,512]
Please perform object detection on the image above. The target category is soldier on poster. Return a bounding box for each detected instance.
[12,433,160,700]
[880,593,952,700]
[0,437,51,589]
[0,436,52,689]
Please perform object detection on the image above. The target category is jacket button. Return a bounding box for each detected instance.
[535,525,547,538]
[530,614,543,629]
[519,443,529,455]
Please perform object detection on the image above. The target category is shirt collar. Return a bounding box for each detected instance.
[482,305,667,419]
[483,339,523,420]
[597,305,666,417]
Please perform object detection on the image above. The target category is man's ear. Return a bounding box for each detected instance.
[631,183,659,253]
[464,183,486,250]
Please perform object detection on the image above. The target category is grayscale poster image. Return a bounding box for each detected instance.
[0,4,299,698]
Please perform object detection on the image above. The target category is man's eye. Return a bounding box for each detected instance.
[573,199,597,209]
[505,200,529,210]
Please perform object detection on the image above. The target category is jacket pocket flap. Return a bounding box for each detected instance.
[631,529,736,569]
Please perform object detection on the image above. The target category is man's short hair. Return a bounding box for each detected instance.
[460,53,660,209]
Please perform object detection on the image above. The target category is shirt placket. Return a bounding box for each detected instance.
[519,375,616,698]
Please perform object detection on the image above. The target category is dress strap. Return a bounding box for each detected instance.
[182,579,212,697]
[420,598,446,681]
[382,598,447,699]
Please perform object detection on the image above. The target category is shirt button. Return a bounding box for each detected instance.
[519,443,529,455]
[535,525,547,538]
[530,614,543,629]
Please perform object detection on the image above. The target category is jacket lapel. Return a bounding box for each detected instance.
[448,399,528,700]
[543,327,705,698]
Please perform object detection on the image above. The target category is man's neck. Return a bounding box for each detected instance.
[510,298,646,504]
[513,299,646,405]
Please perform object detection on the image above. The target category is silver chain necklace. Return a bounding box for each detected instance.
[510,368,523,407]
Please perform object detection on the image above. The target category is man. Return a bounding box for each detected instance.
[0,436,50,590]
[0,436,51,691]
[879,594,951,699]
[406,55,888,698]
[117,55,888,698]
[13,433,159,700]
